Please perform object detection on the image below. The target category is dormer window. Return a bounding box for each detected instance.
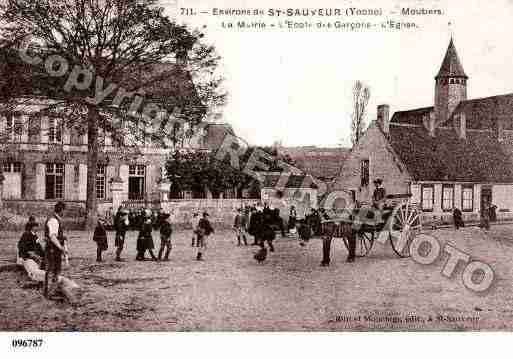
[48,118,62,144]
[6,116,23,143]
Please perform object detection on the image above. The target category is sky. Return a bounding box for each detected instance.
[161,0,513,147]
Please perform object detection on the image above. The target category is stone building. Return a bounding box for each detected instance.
[332,38,513,222]
[0,96,234,216]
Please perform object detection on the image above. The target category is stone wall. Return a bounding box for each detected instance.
[1,199,87,230]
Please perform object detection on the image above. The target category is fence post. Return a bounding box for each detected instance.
[0,171,4,210]
[158,179,171,211]
[110,176,125,213]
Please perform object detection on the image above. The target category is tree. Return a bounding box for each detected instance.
[350,80,370,146]
[0,0,225,228]
[165,146,297,199]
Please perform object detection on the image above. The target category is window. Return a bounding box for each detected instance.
[45,163,64,199]
[442,185,454,211]
[421,185,434,211]
[2,162,22,173]
[96,165,106,200]
[6,116,22,142]
[128,164,145,200]
[462,185,474,212]
[48,118,62,143]
[2,162,22,199]
[360,159,369,187]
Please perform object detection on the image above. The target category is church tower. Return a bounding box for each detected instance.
[434,38,468,125]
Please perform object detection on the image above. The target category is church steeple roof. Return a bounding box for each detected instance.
[435,38,467,79]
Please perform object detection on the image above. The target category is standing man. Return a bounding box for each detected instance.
[453,207,464,230]
[114,208,130,261]
[44,201,68,298]
[479,201,491,231]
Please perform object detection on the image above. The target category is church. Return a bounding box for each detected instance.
[332,39,513,223]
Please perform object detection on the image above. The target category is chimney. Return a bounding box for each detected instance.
[453,112,466,140]
[377,104,390,134]
[496,118,505,142]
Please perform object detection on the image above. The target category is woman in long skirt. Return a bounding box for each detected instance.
[136,209,157,261]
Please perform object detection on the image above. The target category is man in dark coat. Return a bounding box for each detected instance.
[114,208,130,261]
[453,207,465,230]
[248,207,262,246]
[261,206,275,252]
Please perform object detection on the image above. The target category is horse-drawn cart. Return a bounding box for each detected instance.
[320,193,422,265]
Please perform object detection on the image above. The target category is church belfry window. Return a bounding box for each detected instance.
[360,159,370,187]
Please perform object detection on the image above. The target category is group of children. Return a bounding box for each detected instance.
[92,208,179,262]
[91,208,215,263]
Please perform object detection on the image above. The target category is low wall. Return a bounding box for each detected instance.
[0,196,318,230]
[161,199,255,229]
[160,197,314,228]
[1,200,88,230]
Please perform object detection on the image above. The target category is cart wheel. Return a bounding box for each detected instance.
[389,200,422,257]
[356,231,374,257]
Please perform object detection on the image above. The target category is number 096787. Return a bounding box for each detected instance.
[12,339,44,348]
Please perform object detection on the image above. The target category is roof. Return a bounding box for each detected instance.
[390,106,434,126]
[446,93,513,129]
[277,146,350,180]
[436,38,467,79]
[387,124,513,183]
[262,173,318,189]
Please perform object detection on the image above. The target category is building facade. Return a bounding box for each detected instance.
[332,39,513,223]
[0,99,234,215]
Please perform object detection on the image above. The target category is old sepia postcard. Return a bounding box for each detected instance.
[1,0,513,353]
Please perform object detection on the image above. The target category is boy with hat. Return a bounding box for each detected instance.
[158,212,173,261]
[93,217,108,262]
[196,212,214,261]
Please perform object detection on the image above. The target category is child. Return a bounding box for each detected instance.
[233,208,248,246]
[297,218,312,247]
[196,212,214,261]
[191,212,200,247]
[93,218,108,262]
[158,212,173,261]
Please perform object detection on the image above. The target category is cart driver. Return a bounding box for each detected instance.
[372,179,387,224]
